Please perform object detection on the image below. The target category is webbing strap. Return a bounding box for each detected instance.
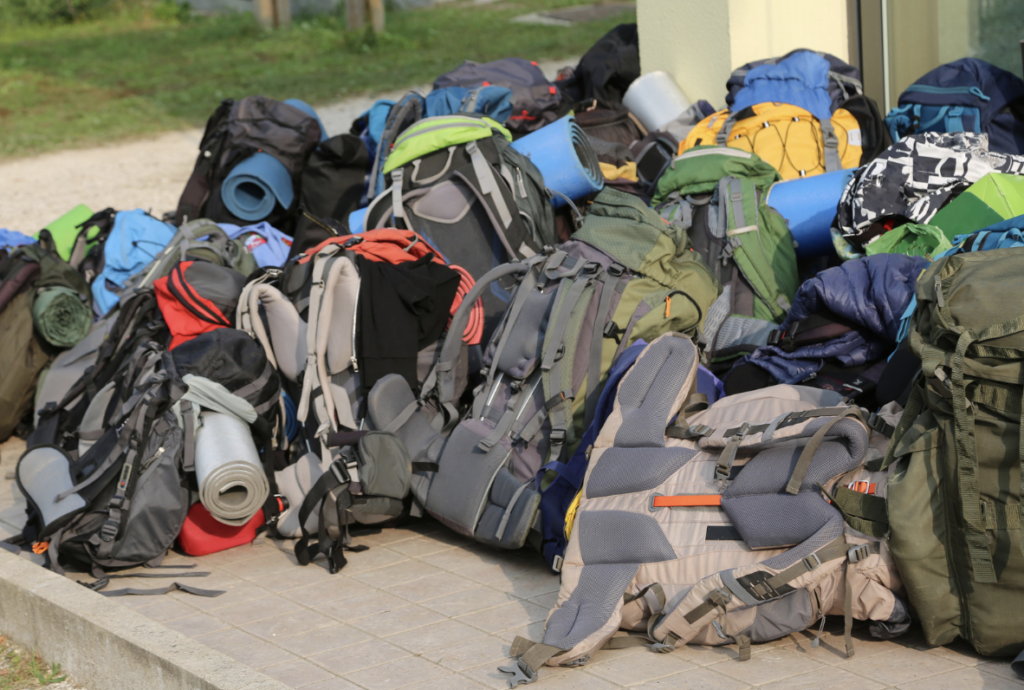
[952,328,995,583]
[436,262,530,404]
[540,276,592,372]
[880,386,924,472]
[584,274,623,428]
[819,119,842,173]
[494,482,530,542]
[481,261,543,415]
[498,640,562,686]
[466,140,513,228]
[716,423,751,482]
[94,582,225,598]
[784,407,864,495]
[764,536,848,590]
[651,495,722,508]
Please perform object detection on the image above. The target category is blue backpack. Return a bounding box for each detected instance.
[886,58,1024,155]
[91,210,176,316]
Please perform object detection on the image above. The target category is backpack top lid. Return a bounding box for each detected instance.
[298,228,445,266]
[726,49,863,113]
[651,145,781,203]
[382,115,511,175]
[731,50,834,123]
[92,210,176,316]
[571,187,697,285]
[897,57,1024,120]
[169,328,280,417]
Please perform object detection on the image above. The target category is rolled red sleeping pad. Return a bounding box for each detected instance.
[178,503,264,556]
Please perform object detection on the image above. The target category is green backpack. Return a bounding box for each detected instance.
[883,247,1024,657]
[652,146,798,369]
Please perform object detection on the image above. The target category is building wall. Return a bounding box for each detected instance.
[637,0,851,109]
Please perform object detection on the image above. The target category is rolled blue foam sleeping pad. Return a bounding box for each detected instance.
[348,206,368,234]
[510,115,603,208]
[221,152,295,222]
[766,168,855,259]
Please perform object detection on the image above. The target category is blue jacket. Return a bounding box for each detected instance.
[739,253,929,384]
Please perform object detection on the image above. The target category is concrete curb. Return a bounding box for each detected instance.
[0,549,289,690]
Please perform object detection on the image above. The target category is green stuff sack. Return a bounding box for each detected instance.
[32,286,92,348]
[14,241,92,349]
[865,223,952,259]
[37,204,96,263]
[883,246,1024,657]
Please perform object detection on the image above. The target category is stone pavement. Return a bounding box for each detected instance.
[1,435,1022,690]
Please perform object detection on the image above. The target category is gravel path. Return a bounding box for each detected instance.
[0,59,574,234]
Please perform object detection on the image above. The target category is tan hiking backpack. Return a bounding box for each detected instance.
[500,333,907,685]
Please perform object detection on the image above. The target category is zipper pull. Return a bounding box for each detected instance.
[350,355,359,373]
[516,168,527,198]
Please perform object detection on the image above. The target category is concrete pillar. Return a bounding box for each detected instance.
[637,0,851,109]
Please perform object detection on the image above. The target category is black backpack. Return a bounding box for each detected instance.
[174,96,322,230]
[17,329,281,582]
[557,23,640,105]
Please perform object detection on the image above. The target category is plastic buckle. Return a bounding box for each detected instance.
[582,261,600,275]
[647,493,664,512]
[802,553,823,571]
[549,429,566,445]
[99,520,119,543]
[330,461,351,485]
[649,642,674,653]
[497,659,538,687]
[848,544,872,564]
[767,330,783,346]
[689,424,712,438]
[607,263,625,277]
[343,236,364,248]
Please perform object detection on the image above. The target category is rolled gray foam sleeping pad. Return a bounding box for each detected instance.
[195,412,269,526]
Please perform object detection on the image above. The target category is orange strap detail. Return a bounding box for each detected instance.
[664,296,672,318]
[651,495,722,508]
[847,481,877,495]
[32,541,49,554]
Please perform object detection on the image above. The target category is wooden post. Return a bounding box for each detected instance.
[274,0,291,29]
[367,0,385,33]
[254,0,275,29]
[255,0,290,29]
[347,0,366,31]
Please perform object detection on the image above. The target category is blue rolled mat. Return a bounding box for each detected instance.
[348,206,368,234]
[284,98,329,142]
[766,168,855,259]
[510,115,603,208]
[222,152,295,222]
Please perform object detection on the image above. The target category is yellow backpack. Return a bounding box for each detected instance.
[680,103,862,180]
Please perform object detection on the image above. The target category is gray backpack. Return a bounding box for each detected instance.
[17,348,192,580]
[292,431,414,574]
[366,189,718,552]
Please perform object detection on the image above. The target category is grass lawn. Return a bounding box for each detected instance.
[0,0,635,158]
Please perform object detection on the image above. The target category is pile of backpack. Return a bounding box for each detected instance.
[3,24,1024,682]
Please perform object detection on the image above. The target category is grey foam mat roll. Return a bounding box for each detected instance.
[195,412,269,526]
